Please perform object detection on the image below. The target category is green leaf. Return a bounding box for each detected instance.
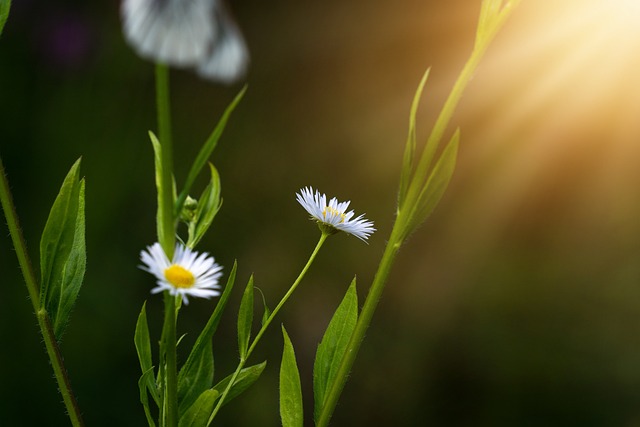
[149,131,168,247]
[256,288,271,327]
[177,262,237,415]
[212,361,267,405]
[405,129,460,237]
[135,302,159,403]
[134,303,153,373]
[138,367,158,427]
[398,68,430,209]
[179,389,220,427]
[176,86,246,214]
[280,326,303,427]
[237,275,254,358]
[313,278,358,423]
[186,163,222,248]
[39,158,86,340]
[0,0,10,36]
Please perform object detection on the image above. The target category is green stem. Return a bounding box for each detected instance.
[155,63,176,259]
[162,293,179,427]
[208,232,329,425]
[248,232,328,356]
[0,156,85,427]
[402,45,483,217]
[315,229,402,427]
[317,3,521,425]
[155,63,178,427]
[318,46,484,427]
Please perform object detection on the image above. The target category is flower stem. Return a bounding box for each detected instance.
[315,229,402,427]
[155,63,176,258]
[316,3,521,425]
[207,232,329,425]
[155,63,178,427]
[0,156,85,427]
[162,293,179,427]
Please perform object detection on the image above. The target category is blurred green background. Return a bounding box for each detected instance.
[3,0,640,425]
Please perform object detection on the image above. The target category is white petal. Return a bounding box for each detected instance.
[121,0,216,66]
[196,3,249,83]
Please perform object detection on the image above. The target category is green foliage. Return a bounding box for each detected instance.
[135,303,154,380]
[177,262,237,415]
[0,0,10,36]
[398,68,430,208]
[211,362,267,406]
[279,326,303,427]
[39,158,86,341]
[403,129,460,238]
[237,275,254,359]
[149,131,173,250]
[186,163,222,248]
[313,278,358,422]
[257,288,271,327]
[179,389,220,427]
[135,303,159,426]
[476,0,521,49]
[138,368,158,427]
[176,86,247,215]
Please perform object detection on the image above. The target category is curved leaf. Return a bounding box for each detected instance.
[178,261,237,415]
[237,275,254,358]
[280,326,303,427]
[39,158,86,340]
[212,361,267,405]
[313,278,358,422]
[179,389,220,427]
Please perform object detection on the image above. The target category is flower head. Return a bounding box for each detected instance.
[296,187,376,242]
[120,0,249,83]
[140,242,223,304]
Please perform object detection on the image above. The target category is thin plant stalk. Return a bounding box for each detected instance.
[0,156,85,427]
[155,63,178,427]
[316,2,520,426]
[208,232,330,425]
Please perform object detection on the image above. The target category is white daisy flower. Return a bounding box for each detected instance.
[140,242,223,304]
[121,0,249,83]
[296,187,376,242]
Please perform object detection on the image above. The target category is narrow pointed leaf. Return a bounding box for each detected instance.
[237,275,254,358]
[398,68,430,209]
[406,129,460,237]
[178,262,237,415]
[138,368,158,427]
[313,278,358,422]
[187,163,222,248]
[54,178,85,339]
[135,303,159,406]
[176,86,246,214]
[280,326,303,427]
[149,131,167,247]
[39,158,86,340]
[257,288,271,327]
[179,389,220,427]
[212,361,267,406]
[134,303,153,372]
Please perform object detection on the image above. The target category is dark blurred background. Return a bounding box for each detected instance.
[3,0,640,425]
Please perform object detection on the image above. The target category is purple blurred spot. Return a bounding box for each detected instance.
[39,11,95,70]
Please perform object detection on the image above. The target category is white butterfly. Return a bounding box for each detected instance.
[121,0,249,83]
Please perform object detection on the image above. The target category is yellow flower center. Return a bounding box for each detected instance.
[322,206,346,223]
[164,265,195,288]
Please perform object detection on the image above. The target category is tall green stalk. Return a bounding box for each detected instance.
[316,2,521,425]
[155,63,178,427]
[0,156,85,427]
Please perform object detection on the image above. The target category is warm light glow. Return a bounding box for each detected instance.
[446,0,640,256]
